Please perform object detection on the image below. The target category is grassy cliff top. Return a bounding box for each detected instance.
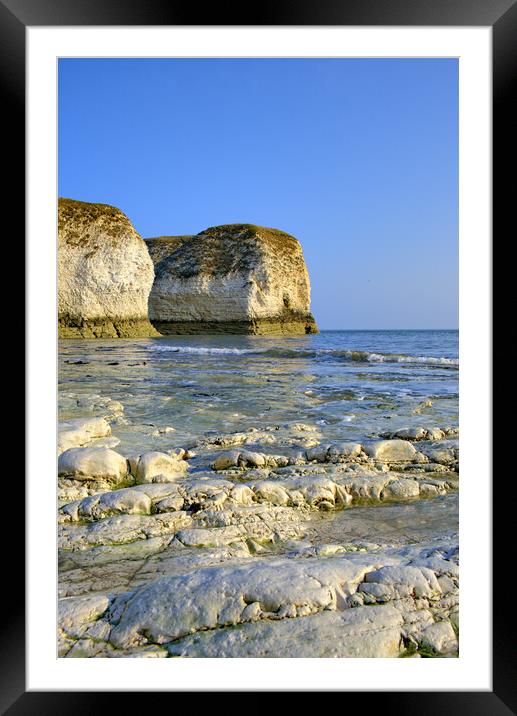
[145,235,195,266]
[155,223,304,279]
[58,197,137,245]
[145,235,195,243]
[201,224,299,250]
[58,197,130,223]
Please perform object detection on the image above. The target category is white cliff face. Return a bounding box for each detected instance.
[147,224,318,334]
[150,274,251,323]
[58,198,158,338]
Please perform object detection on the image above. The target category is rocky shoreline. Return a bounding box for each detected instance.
[58,402,459,658]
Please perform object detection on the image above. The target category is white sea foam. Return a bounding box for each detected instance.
[148,344,458,366]
[151,345,262,355]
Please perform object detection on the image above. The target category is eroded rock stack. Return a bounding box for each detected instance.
[146,224,318,335]
[58,198,159,338]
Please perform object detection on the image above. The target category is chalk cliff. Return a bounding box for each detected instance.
[58,198,159,338]
[146,224,318,335]
[145,235,194,269]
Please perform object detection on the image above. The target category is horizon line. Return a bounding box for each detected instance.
[317,327,459,331]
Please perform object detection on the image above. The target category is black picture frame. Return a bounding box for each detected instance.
[5,0,510,711]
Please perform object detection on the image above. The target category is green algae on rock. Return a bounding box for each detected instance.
[146,224,319,335]
[59,316,160,339]
[58,198,159,339]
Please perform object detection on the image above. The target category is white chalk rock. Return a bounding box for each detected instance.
[420,620,458,654]
[212,451,241,471]
[58,198,158,338]
[147,224,318,335]
[64,488,153,522]
[134,451,188,484]
[254,481,290,506]
[381,479,420,500]
[58,447,128,482]
[108,555,377,648]
[326,442,363,462]
[58,417,112,454]
[364,439,418,463]
[239,450,267,468]
[59,595,110,637]
[167,604,404,658]
[393,427,428,441]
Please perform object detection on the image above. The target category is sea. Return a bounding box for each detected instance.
[59,329,458,546]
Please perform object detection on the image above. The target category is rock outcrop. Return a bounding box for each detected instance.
[57,378,459,658]
[146,224,318,335]
[58,198,159,338]
[59,543,459,658]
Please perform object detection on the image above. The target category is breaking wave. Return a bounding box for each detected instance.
[150,346,263,355]
[149,344,458,366]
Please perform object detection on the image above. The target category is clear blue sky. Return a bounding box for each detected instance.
[58,58,458,329]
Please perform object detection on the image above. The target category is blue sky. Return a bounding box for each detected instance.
[58,58,458,329]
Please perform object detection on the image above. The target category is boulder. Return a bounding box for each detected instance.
[58,198,159,338]
[364,439,418,463]
[392,427,428,441]
[58,447,128,482]
[212,451,242,471]
[306,442,363,463]
[58,417,111,454]
[212,450,288,470]
[420,620,458,654]
[381,479,420,501]
[59,595,110,636]
[362,565,442,599]
[60,488,152,522]
[254,481,290,506]
[133,451,188,484]
[146,224,318,335]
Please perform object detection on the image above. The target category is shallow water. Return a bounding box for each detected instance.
[59,329,458,545]
[307,492,458,548]
[59,329,458,456]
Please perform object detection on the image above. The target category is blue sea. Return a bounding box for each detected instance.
[59,329,458,457]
